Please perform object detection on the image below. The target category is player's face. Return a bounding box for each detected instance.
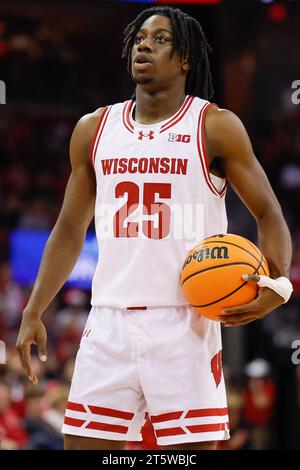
[131,15,188,88]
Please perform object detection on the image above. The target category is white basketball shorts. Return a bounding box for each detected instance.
[62,305,230,446]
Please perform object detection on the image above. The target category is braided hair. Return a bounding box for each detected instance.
[122,6,214,99]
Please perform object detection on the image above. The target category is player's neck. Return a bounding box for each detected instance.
[134,88,186,125]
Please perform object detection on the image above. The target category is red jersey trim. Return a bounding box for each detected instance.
[159,95,194,133]
[122,95,193,134]
[90,106,111,172]
[122,100,134,134]
[197,102,227,197]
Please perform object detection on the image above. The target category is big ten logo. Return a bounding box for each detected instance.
[291,340,300,365]
[0,80,6,104]
[0,340,6,364]
[168,133,191,143]
[291,80,300,105]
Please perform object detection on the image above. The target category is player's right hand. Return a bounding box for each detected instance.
[16,312,47,385]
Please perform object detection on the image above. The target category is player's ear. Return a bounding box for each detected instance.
[182,59,190,73]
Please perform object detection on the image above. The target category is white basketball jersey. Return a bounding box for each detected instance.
[90,95,228,308]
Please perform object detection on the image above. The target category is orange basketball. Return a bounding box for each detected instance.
[180,233,269,321]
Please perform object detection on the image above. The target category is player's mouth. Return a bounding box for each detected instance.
[133,53,153,71]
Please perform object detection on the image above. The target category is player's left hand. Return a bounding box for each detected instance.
[217,274,285,327]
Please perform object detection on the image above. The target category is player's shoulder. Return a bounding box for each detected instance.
[205,104,245,137]
[206,104,239,126]
[70,102,124,164]
[69,108,107,167]
[74,107,106,143]
[74,101,124,140]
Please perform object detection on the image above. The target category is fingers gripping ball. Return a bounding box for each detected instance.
[180,233,269,321]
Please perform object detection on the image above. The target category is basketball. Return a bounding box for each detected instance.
[180,233,269,321]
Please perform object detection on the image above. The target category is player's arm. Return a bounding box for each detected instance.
[205,106,292,326]
[16,108,104,383]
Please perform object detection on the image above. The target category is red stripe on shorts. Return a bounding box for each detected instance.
[155,427,186,437]
[187,422,226,433]
[86,421,128,434]
[127,306,147,310]
[88,405,134,420]
[185,407,228,418]
[151,411,183,423]
[66,401,86,413]
[64,416,85,427]
[155,422,227,438]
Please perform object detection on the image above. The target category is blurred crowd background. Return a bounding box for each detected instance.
[0,0,300,450]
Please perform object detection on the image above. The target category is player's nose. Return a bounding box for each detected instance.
[137,36,153,52]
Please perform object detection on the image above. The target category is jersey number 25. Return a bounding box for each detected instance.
[114,182,171,240]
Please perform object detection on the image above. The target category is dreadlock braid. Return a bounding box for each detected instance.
[122,6,214,99]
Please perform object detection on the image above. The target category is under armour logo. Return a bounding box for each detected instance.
[138,130,154,140]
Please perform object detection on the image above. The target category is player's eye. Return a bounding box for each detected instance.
[134,35,144,44]
[155,35,168,43]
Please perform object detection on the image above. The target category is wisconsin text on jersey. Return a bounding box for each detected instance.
[101,157,188,175]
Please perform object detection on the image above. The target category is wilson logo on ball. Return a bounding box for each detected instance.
[180,233,270,321]
[183,246,229,269]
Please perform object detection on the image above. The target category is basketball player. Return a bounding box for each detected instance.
[16,7,292,450]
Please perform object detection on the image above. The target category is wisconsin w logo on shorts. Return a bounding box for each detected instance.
[211,350,223,387]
